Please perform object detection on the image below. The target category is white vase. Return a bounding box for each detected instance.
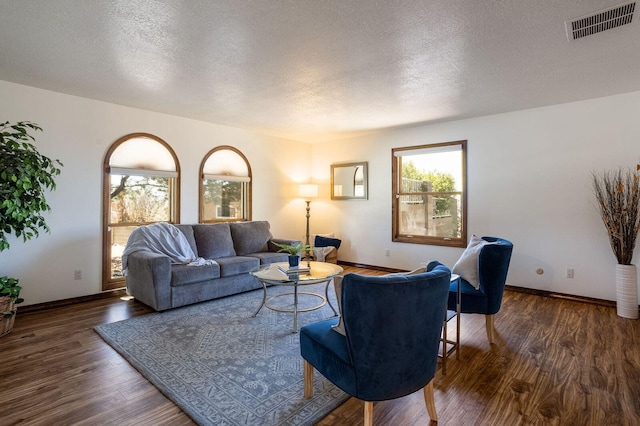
[616,264,639,319]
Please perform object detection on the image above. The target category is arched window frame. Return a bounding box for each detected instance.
[102,133,180,291]
[199,146,252,223]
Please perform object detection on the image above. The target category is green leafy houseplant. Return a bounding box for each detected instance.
[1,121,63,251]
[0,121,62,329]
[273,242,312,267]
[0,276,22,337]
[1,277,23,315]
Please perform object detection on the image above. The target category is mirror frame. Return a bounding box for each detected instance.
[331,161,368,200]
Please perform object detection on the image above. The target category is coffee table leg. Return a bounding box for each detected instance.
[325,279,338,316]
[252,281,267,317]
[293,285,298,333]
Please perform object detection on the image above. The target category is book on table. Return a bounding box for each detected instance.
[278,265,310,275]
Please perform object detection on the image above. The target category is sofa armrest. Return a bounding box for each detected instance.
[268,238,303,253]
[125,251,172,311]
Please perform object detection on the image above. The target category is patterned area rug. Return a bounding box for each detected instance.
[95,282,347,425]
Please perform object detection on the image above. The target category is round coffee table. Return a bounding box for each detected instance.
[250,261,343,333]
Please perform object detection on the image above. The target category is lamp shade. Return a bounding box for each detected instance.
[299,184,318,200]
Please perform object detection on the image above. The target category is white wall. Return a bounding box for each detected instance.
[2,78,639,306]
[0,80,311,306]
[310,91,640,302]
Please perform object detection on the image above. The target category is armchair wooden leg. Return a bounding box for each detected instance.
[485,314,495,344]
[364,401,373,426]
[423,379,437,422]
[303,359,314,398]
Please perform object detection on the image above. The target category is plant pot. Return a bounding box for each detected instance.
[288,255,300,267]
[616,264,639,319]
[0,296,16,337]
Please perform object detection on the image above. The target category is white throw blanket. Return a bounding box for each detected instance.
[313,246,334,262]
[121,222,216,275]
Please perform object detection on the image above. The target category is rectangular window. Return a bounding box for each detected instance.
[201,179,247,222]
[110,175,171,224]
[108,174,174,279]
[392,141,467,247]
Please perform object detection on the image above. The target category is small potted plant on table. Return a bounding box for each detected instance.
[273,242,311,267]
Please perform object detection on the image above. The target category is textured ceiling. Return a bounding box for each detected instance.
[0,0,639,142]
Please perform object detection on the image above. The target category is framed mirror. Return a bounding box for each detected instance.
[331,162,368,200]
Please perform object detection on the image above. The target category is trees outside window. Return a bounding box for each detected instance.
[392,141,467,247]
[202,180,243,220]
[102,134,180,290]
[110,175,170,223]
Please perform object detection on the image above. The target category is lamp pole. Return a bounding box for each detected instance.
[304,200,311,259]
[299,183,318,261]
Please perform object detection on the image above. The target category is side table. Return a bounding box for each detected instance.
[440,273,461,375]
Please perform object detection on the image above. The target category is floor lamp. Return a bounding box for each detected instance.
[299,184,318,260]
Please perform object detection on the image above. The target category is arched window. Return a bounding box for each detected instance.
[102,133,180,291]
[353,165,366,197]
[199,146,251,222]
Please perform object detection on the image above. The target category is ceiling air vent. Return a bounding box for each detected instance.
[566,1,636,40]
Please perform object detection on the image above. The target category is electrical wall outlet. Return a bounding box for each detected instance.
[385,249,390,257]
[566,268,574,279]
[74,269,82,280]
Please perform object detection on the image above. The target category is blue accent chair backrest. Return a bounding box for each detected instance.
[478,236,513,314]
[448,236,513,344]
[300,261,451,424]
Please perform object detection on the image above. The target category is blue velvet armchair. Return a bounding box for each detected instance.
[300,261,451,425]
[449,236,513,344]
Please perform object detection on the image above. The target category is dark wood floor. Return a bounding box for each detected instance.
[1,266,639,425]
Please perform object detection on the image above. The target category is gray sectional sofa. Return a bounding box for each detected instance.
[125,221,300,311]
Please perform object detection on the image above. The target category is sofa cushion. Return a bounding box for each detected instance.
[174,224,198,255]
[193,224,236,259]
[216,256,260,277]
[246,252,289,265]
[170,263,221,287]
[229,221,272,255]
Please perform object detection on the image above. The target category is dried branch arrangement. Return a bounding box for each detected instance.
[593,166,640,265]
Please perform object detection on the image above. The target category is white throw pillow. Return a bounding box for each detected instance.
[313,246,335,262]
[331,276,346,335]
[452,235,488,290]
